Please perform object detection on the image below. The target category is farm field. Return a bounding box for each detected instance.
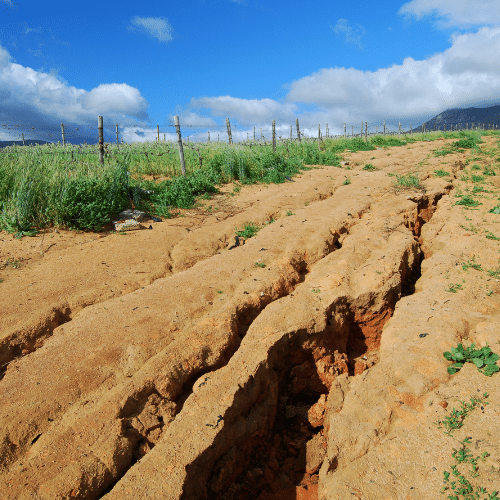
[1,133,500,499]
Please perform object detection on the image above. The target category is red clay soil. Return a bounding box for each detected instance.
[1,135,500,499]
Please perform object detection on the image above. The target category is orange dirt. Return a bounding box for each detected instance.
[1,135,500,499]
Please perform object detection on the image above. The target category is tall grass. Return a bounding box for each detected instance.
[1,130,497,233]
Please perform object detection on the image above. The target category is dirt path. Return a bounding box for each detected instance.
[1,135,500,499]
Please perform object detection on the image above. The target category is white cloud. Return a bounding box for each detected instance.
[399,0,500,27]
[284,26,500,126]
[189,96,298,126]
[0,45,149,142]
[128,16,173,43]
[331,19,366,48]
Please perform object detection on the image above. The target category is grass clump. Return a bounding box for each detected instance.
[235,222,260,239]
[363,163,377,171]
[434,169,450,177]
[394,172,421,189]
[456,195,480,207]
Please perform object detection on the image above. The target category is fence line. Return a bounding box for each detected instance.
[1,115,499,156]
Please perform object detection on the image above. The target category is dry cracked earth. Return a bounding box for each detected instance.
[2,135,500,500]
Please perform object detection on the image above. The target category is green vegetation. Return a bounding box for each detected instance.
[436,394,489,436]
[1,130,497,234]
[343,176,351,185]
[456,195,480,207]
[363,163,377,171]
[254,262,266,268]
[435,169,450,177]
[235,222,260,239]
[443,343,500,376]
[437,394,499,500]
[394,172,421,189]
[446,283,463,293]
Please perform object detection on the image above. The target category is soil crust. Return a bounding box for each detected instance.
[1,135,500,499]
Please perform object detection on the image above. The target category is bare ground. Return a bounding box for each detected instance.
[1,135,500,499]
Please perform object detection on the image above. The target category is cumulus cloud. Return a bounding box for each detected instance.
[331,19,366,49]
[284,26,500,127]
[127,16,173,43]
[189,96,298,126]
[399,0,500,27]
[0,45,149,143]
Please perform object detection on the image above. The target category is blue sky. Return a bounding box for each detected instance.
[1,0,500,144]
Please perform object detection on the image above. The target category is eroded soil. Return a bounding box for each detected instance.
[2,135,500,500]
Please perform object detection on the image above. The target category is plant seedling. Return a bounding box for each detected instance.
[343,177,351,185]
[235,222,260,239]
[443,343,500,376]
[363,164,377,171]
[254,262,266,268]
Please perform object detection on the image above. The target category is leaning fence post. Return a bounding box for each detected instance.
[272,120,276,153]
[174,115,187,176]
[98,116,104,166]
[226,118,233,144]
[61,123,66,147]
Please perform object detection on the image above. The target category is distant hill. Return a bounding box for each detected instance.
[412,105,500,133]
[0,139,53,148]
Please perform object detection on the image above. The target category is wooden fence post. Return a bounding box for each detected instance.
[207,131,210,142]
[174,115,187,176]
[272,120,276,153]
[318,124,321,150]
[290,125,292,140]
[410,124,412,135]
[398,121,401,137]
[383,120,386,136]
[116,124,119,147]
[326,123,329,138]
[254,127,256,141]
[296,119,301,142]
[98,116,104,166]
[360,121,363,139]
[22,132,25,145]
[365,122,368,142]
[344,123,346,138]
[61,123,66,147]
[226,118,233,144]
[157,125,160,142]
[352,125,353,137]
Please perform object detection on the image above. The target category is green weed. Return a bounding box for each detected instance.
[235,222,260,239]
[443,343,500,376]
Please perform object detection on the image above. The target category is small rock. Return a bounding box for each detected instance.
[308,394,327,428]
[439,401,448,409]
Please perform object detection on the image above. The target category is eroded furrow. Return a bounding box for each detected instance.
[101,189,446,500]
[0,178,374,499]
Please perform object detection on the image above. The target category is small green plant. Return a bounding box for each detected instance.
[394,172,421,188]
[471,164,482,171]
[254,262,266,268]
[489,204,500,214]
[446,283,463,293]
[456,196,480,207]
[436,394,489,435]
[472,174,485,183]
[363,164,377,171]
[443,343,500,376]
[462,255,483,271]
[286,210,294,216]
[311,288,321,293]
[343,177,351,185]
[217,290,223,294]
[435,169,450,177]
[235,222,260,239]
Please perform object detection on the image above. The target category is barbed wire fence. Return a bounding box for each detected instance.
[1,115,498,171]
